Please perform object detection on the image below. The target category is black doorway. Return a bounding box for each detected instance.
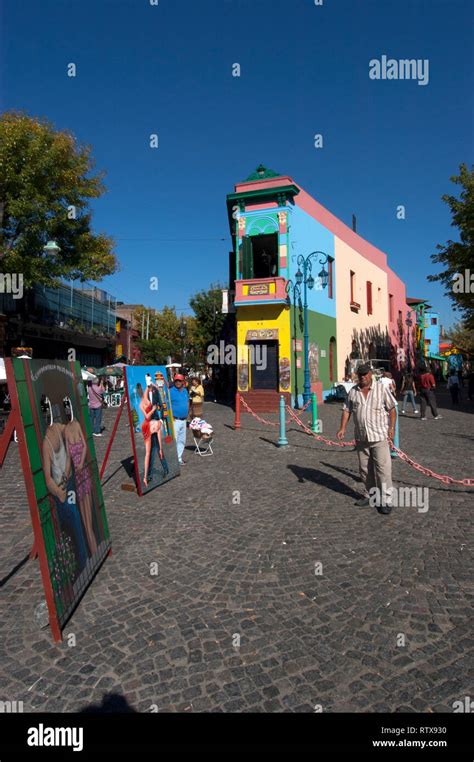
[249,341,278,389]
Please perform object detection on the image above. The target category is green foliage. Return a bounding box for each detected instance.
[134,306,199,366]
[445,321,474,356]
[0,111,117,285]
[189,283,226,355]
[428,163,474,328]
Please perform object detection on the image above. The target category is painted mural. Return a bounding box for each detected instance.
[8,359,111,633]
[125,366,180,495]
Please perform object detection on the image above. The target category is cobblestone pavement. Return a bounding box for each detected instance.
[0,389,472,713]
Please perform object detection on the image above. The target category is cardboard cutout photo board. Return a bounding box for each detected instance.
[124,366,180,495]
[6,358,111,641]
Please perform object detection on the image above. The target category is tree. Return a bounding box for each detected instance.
[134,306,199,366]
[428,163,474,328]
[189,283,226,356]
[445,321,474,357]
[0,111,117,285]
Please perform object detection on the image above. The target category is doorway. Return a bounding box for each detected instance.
[249,340,278,389]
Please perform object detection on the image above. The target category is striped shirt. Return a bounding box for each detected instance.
[343,380,396,442]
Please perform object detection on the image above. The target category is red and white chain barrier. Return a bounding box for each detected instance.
[238,396,279,427]
[237,394,474,487]
[238,394,311,428]
[287,405,474,486]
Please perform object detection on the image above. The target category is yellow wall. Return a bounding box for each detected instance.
[236,304,291,392]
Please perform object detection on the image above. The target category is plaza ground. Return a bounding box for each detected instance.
[0,389,472,712]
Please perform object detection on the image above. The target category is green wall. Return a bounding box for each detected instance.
[289,308,337,398]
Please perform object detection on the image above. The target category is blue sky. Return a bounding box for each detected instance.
[2,0,473,327]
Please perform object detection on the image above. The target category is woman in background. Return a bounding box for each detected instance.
[189,376,205,419]
[88,377,106,437]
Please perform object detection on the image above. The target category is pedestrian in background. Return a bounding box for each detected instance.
[417,365,442,421]
[88,377,106,436]
[447,369,460,405]
[189,376,205,419]
[169,374,189,465]
[400,368,418,415]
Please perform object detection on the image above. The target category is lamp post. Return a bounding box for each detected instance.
[285,279,303,408]
[405,311,413,371]
[294,251,329,405]
[179,317,186,367]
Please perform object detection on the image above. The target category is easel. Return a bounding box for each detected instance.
[2,360,61,640]
[99,394,126,481]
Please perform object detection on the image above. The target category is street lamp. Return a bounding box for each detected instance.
[179,318,186,366]
[43,240,60,257]
[286,279,303,408]
[294,251,329,404]
[405,311,413,371]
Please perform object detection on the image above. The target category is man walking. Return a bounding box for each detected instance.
[337,364,397,515]
[169,374,189,466]
[417,365,442,420]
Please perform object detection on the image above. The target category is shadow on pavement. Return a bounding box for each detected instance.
[287,464,361,499]
[79,693,137,713]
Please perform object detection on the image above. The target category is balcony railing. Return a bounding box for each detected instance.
[234,277,288,306]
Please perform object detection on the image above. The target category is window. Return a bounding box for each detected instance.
[389,294,394,322]
[350,271,355,302]
[366,281,373,315]
[328,258,333,299]
[431,317,437,325]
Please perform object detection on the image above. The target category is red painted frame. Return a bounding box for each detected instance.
[99,394,126,481]
[5,358,62,642]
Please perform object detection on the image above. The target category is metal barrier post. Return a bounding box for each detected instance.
[391,404,399,458]
[311,392,318,433]
[234,391,241,429]
[277,395,288,447]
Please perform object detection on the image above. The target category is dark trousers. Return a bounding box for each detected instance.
[420,389,438,417]
[449,384,460,404]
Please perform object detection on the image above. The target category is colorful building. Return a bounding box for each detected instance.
[226,166,412,409]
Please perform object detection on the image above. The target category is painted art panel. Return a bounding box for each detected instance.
[8,359,111,633]
[124,366,180,495]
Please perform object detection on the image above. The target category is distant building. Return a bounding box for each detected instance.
[0,282,117,366]
[115,304,143,364]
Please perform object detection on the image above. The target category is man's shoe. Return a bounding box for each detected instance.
[378,504,392,515]
[93,432,102,437]
[420,417,427,420]
[354,497,370,507]
[434,415,442,420]
[179,460,186,466]
[413,409,419,414]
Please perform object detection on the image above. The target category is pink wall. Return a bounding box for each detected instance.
[387,267,412,372]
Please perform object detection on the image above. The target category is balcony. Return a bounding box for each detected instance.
[234,277,288,307]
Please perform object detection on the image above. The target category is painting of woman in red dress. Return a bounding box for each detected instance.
[139,393,165,487]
